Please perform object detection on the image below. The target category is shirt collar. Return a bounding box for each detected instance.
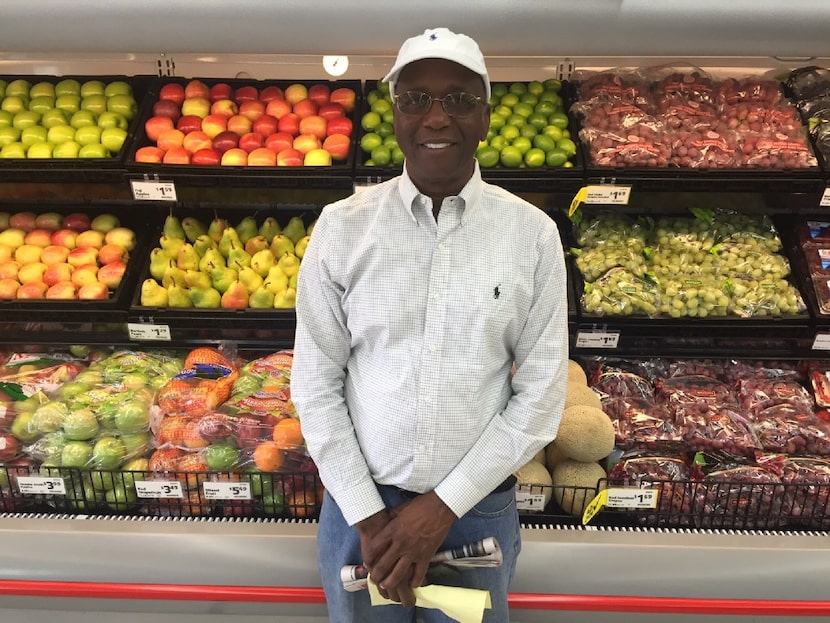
[397,161,484,224]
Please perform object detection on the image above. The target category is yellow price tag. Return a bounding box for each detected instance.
[581,488,608,525]
[569,186,588,217]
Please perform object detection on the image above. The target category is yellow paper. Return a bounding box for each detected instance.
[568,186,588,217]
[368,579,491,623]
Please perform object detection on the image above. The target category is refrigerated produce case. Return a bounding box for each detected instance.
[2,1,830,620]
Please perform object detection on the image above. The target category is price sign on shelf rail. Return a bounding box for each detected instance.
[135,480,183,499]
[130,179,177,202]
[821,187,830,208]
[16,476,66,496]
[203,481,252,501]
[127,323,171,342]
[575,330,620,349]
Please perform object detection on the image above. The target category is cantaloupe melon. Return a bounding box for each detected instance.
[555,405,615,462]
[552,459,607,517]
[533,447,546,466]
[567,359,587,385]
[564,384,602,411]
[544,440,569,468]
[515,459,553,506]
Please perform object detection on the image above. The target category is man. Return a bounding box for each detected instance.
[291,27,569,622]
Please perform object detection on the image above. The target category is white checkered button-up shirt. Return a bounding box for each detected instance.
[291,163,569,526]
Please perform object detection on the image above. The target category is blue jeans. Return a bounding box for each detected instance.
[316,484,521,623]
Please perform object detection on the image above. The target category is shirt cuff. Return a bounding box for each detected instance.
[433,471,495,519]
[336,477,387,526]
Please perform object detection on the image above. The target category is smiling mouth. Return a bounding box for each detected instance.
[422,142,453,149]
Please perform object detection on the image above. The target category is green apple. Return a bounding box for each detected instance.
[70,109,96,129]
[100,127,127,153]
[63,408,99,440]
[0,126,21,147]
[29,95,55,114]
[5,79,31,98]
[41,108,68,128]
[27,141,54,158]
[104,81,132,97]
[78,142,109,158]
[74,125,102,146]
[0,141,26,158]
[81,94,107,117]
[106,94,137,120]
[1,96,28,114]
[54,79,81,97]
[97,111,128,130]
[61,440,93,468]
[0,110,12,127]
[53,140,81,158]
[29,81,55,98]
[92,436,127,470]
[47,124,77,145]
[21,125,48,148]
[54,94,81,114]
[80,80,106,98]
[12,110,41,130]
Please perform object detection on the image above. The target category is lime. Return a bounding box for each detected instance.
[548,112,570,130]
[391,147,405,166]
[371,99,393,116]
[519,124,538,139]
[361,111,381,131]
[539,91,562,107]
[511,136,533,155]
[370,145,392,167]
[524,147,546,168]
[377,80,390,95]
[508,82,527,96]
[382,110,395,124]
[488,112,506,132]
[366,90,383,106]
[489,135,508,152]
[512,102,534,118]
[532,134,557,153]
[527,112,549,131]
[506,114,526,128]
[542,124,564,142]
[558,137,578,157]
[563,161,574,168]
[527,80,545,96]
[475,144,500,168]
[360,132,383,153]
[486,129,496,142]
[499,145,523,168]
[534,101,557,117]
[546,147,569,167]
[519,93,539,107]
[562,129,571,139]
[383,135,399,150]
[375,121,395,138]
[494,105,513,118]
[499,93,519,108]
[491,83,508,99]
[365,159,376,166]
[499,124,520,141]
[543,78,562,92]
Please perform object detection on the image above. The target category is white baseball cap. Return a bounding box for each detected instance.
[383,28,491,99]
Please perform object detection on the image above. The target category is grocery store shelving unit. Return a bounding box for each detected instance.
[2,2,830,621]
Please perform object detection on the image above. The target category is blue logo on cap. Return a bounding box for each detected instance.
[429,33,437,41]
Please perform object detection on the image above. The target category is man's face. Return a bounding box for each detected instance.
[393,58,490,200]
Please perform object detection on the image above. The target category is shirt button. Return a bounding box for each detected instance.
[418,445,426,452]
[424,396,432,404]
[429,344,437,353]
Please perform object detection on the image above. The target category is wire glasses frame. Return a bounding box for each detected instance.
[392,90,485,118]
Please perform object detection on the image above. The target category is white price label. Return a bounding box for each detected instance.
[604,487,659,509]
[584,185,631,205]
[135,480,183,499]
[813,333,830,350]
[515,490,547,512]
[203,481,252,500]
[575,331,620,349]
[130,180,177,201]
[16,476,66,495]
[128,323,171,341]
[820,187,830,208]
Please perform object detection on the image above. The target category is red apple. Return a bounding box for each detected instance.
[330,87,356,113]
[180,97,210,119]
[220,148,248,166]
[209,82,234,103]
[293,133,321,154]
[184,80,210,100]
[304,148,332,166]
[227,114,253,136]
[259,86,284,102]
[239,132,264,153]
[97,261,126,289]
[284,83,308,105]
[134,146,165,163]
[16,282,47,299]
[319,102,346,121]
[145,115,175,142]
[78,281,109,300]
[152,99,182,123]
[62,213,91,232]
[0,261,20,280]
[252,114,279,137]
[201,114,228,139]
[292,98,318,119]
[191,148,221,166]
[24,229,53,248]
[182,130,213,154]
[210,98,238,119]
[327,116,353,137]
[70,263,99,286]
[265,132,294,154]
[299,115,327,140]
[9,212,36,232]
[105,227,136,251]
[308,83,331,107]
[212,130,240,154]
[163,146,191,164]
[43,262,73,287]
[265,99,292,119]
[0,278,20,299]
[98,243,128,265]
[68,246,99,268]
[34,212,63,231]
[159,83,186,105]
[14,244,42,265]
[234,85,259,103]
[46,281,77,299]
[156,128,186,152]
[51,229,77,249]
[75,230,105,250]
[247,147,277,166]
[276,147,303,167]
[278,113,300,136]
[323,133,351,161]
[40,244,71,265]
[17,262,48,284]
[177,114,204,134]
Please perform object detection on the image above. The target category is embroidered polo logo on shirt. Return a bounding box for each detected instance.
[493,284,501,299]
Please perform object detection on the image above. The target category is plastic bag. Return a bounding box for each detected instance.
[581,267,660,317]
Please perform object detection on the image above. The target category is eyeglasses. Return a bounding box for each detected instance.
[392,91,484,118]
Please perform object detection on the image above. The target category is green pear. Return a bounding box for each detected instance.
[162,264,188,288]
[269,234,295,257]
[258,216,281,243]
[140,279,168,307]
[159,234,185,257]
[306,218,317,236]
[220,280,249,309]
[184,269,212,290]
[264,266,289,294]
[193,234,218,257]
[182,216,208,243]
[277,252,301,277]
[273,286,297,309]
[198,248,226,273]
[294,235,311,259]
[227,246,252,269]
[163,213,186,239]
[218,227,242,258]
[238,265,264,293]
[176,242,200,271]
[210,266,238,294]
[167,284,193,308]
[282,216,306,244]
[250,249,275,277]
[249,285,275,309]
[188,286,221,309]
[244,234,269,255]
[207,217,229,243]
[149,248,174,281]
[236,216,259,245]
